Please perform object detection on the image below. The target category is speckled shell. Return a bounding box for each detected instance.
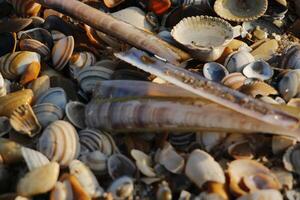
[19,39,50,60]
[7,0,41,17]
[35,87,67,110]
[52,36,74,71]
[108,176,134,200]
[33,103,63,128]
[69,51,96,79]
[224,50,255,73]
[0,51,41,80]
[37,120,80,167]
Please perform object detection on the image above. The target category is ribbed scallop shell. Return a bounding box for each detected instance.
[33,103,63,128]
[52,36,74,71]
[7,0,41,17]
[19,39,50,60]
[0,51,41,80]
[37,120,80,167]
[35,87,67,110]
[214,0,268,22]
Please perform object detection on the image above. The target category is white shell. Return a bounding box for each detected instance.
[185,149,225,188]
[236,189,283,200]
[33,103,64,128]
[64,101,86,129]
[69,51,96,79]
[224,50,255,73]
[35,87,67,110]
[69,159,104,198]
[203,62,229,82]
[52,36,74,71]
[283,144,300,175]
[107,176,134,200]
[37,120,80,167]
[242,60,274,80]
[21,147,50,171]
[79,151,108,175]
[131,149,156,177]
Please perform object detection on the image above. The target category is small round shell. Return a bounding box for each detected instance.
[278,70,300,101]
[280,45,300,69]
[21,147,50,171]
[242,60,274,81]
[35,87,67,110]
[79,151,108,175]
[7,0,41,17]
[51,36,74,71]
[19,39,50,59]
[203,62,229,82]
[69,51,96,79]
[33,103,63,128]
[224,50,255,73]
[221,72,246,90]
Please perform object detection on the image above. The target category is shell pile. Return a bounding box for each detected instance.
[1,0,300,199]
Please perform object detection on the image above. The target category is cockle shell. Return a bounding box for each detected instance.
[52,36,74,71]
[35,87,67,110]
[221,72,247,90]
[27,75,50,101]
[185,149,225,188]
[33,103,63,128]
[79,151,108,175]
[69,159,104,198]
[131,149,156,177]
[108,176,134,200]
[242,60,274,81]
[236,189,283,200]
[10,104,41,137]
[228,159,281,196]
[203,62,229,82]
[0,51,41,80]
[21,147,50,171]
[280,45,300,69]
[16,162,59,197]
[19,61,41,85]
[69,51,96,79]
[214,0,268,22]
[108,154,136,179]
[7,0,41,17]
[0,89,33,117]
[224,51,255,73]
[283,144,300,175]
[37,120,80,167]
[171,16,234,62]
[65,101,86,129]
[19,39,50,60]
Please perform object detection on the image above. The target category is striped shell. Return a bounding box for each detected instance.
[35,87,67,110]
[37,120,80,167]
[7,0,41,17]
[33,103,63,128]
[69,51,96,79]
[19,39,50,60]
[21,147,50,171]
[221,72,246,90]
[79,151,108,175]
[52,36,74,71]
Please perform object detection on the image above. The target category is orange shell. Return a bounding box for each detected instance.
[149,0,171,15]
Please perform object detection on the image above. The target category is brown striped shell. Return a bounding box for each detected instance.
[19,39,50,60]
[51,36,74,71]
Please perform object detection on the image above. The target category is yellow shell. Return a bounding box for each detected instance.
[20,61,41,85]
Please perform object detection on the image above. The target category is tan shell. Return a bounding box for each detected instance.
[21,147,50,171]
[50,182,70,200]
[228,159,281,196]
[214,0,268,22]
[287,98,300,108]
[16,162,60,197]
[185,149,225,188]
[52,36,74,71]
[79,151,108,175]
[7,0,41,17]
[107,176,134,200]
[69,159,104,198]
[0,89,33,117]
[0,73,7,97]
[104,0,125,8]
[251,39,279,61]
[272,136,296,155]
[131,149,156,177]
[221,72,246,90]
[28,75,50,101]
[228,140,254,160]
[236,189,283,200]
[19,39,50,60]
[283,144,300,175]
[10,104,41,138]
[0,51,41,80]
[37,120,80,167]
[239,79,278,97]
[20,61,41,85]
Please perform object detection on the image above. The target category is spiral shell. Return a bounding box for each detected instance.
[52,36,74,71]
[37,120,80,167]
[33,103,63,128]
[7,0,41,17]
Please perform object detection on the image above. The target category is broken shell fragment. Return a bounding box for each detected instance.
[108,154,136,179]
[35,87,67,110]
[185,149,225,188]
[33,103,63,128]
[0,138,23,164]
[50,182,71,200]
[51,36,74,71]
[10,104,42,138]
[65,101,86,129]
[108,176,134,200]
[203,62,229,82]
[27,75,50,101]
[242,60,274,81]
[251,39,279,61]
[224,50,255,73]
[197,132,227,152]
[131,149,156,177]
[103,0,125,8]
[21,147,50,171]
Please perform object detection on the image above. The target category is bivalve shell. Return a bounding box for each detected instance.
[21,147,50,171]
[242,60,274,81]
[108,176,134,200]
[69,51,96,79]
[37,120,80,167]
[203,62,229,82]
[236,189,283,200]
[283,144,300,175]
[33,103,63,128]
[19,61,41,85]
[7,0,41,17]
[280,45,300,69]
[278,70,300,101]
[27,75,50,101]
[108,154,136,179]
[196,132,227,152]
[131,149,156,177]
[224,50,255,73]
[239,79,278,97]
[19,39,50,60]
[35,87,67,110]
[65,101,86,129]
[272,136,296,155]
[0,116,11,137]
[51,36,74,71]
[221,72,246,90]
[79,151,108,175]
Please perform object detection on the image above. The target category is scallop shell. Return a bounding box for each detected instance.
[35,87,67,110]
[283,144,300,175]
[214,0,268,22]
[108,154,136,179]
[10,104,41,137]
[242,60,274,81]
[280,45,300,69]
[69,51,96,79]
[21,147,50,171]
[272,136,296,155]
[185,149,225,188]
[171,16,234,62]
[19,39,50,60]
[228,159,281,196]
[203,62,229,82]
[7,0,41,17]
[52,36,74,71]
[131,149,156,177]
[32,103,63,128]
[69,159,104,198]
[79,151,107,175]
[65,101,86,129]
[108,176,134,200]
[236,189,283,200]
[27,75,50,101]
[224,50,255,73]
[37,120,80,167]
[221,72,247,90]
[0,116,11,137]
[0,51,41,80]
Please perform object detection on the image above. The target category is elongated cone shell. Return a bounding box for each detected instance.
[0,89,33,117]
[20,61,41,85]
[37,120,80,167]
[7,0,41,17]
[52,36,74,71]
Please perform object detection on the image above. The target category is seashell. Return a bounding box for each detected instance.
[35,87,67,110]
[196,132,227,152]
[224,50,255,73]
[251,39,279,61]
[169,132,195,151]
[27,75,50,101]
[64,101,86,129]
[228,159,281,196]
[149,0,171,15]
[236,189,283,200]
[69,51,96,79]
[259,96,280,105]
[158,142,185,174]
[7,0,41,17]
[32,103,63,129]
[50,182,71,200]
[21,147,50,171]
[0,18,32,33]
[94,59,117,70]
[79,151,108,175]
[156,181,172,200]
[0,72,7,98]
[19,61,41,85]
[108,176,134,200]
[227,140,254,160]
[30,16,45,27]
[78,129,115,156]
[221,72,246,90]
[203,62,229,82]
[51,30,66,42]
[272,168,293,190]
[0,138,23,164]
[108,154,136,179]
[19,39,50,60]
[18,28,53,49]
[242,19,283,36]
[171,16,234,62]
[283,144,300,175]
[0,89,33,117]
[43,9,63,19]
[0,32,17,57]
[50,76,78,101]
[278,70,300,101]
[287,98,300,108]
[0,116,11,137]
[69,159,104,198]
[77,66,114,93]
[185,149,225,188]
[280,45,300,69]
[131,149,156,177]
[10,104,41,138]
[0,51,41,80]
[103,0,125,8]
[242,60,274,81]
[214,0,268,22]
[37,120,80,167]
[51,36,74,71]
[272,136,296,155]
[239,79,278,97]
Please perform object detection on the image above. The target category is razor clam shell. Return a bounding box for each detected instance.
[33,103,63,128]
[79,151,107,175]
[115,48,299,129]
[37,120,80,167]
[21,147,50,171]
[64,101,86,129]
[108,176,134,200]
[35,87,67,110]
[19,39,50,59]
[52,36,74,71]
[108,154,136,179]
[7,0,41,17]
[69,160,104,198]
[185,149,225,188]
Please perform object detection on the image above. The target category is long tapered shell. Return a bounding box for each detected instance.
[21,147,50,171]
[33,103,63,128]
[19,39,50,60]
[37,120,80,167]
[185,149,225,188]
[236,189,283,200]
[10,104,41,138]
[52,36,74,71]
[115,48,299,130]
[228,159,281,196]
[7,0,41,17]
[69,160,104,198]
[214,0,268,22]
[0,89,33,117]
